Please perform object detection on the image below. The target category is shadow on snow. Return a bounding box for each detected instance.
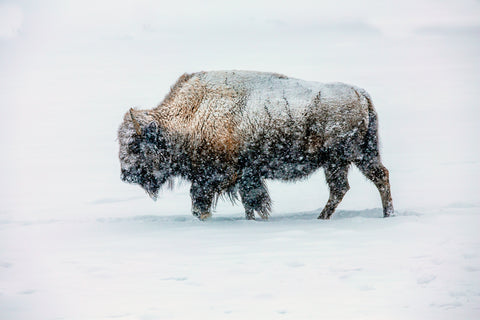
[97,208,421,224]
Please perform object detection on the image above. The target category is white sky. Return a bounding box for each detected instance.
[3,0,480,36]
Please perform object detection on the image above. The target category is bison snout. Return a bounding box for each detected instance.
[120,169,128,181]
[121,169,137,183]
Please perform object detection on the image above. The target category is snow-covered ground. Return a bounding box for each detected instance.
[1,0,479,319]
[1,208,479,319]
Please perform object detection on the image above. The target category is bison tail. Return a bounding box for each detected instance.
[361,91,381,162]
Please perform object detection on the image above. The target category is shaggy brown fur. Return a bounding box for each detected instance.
[118,70,394,220]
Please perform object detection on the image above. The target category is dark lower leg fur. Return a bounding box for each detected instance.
[190,180,215,220]
[239,169,271,220]
[358,98,394,217]
[355,159,394,217]
[318,163,350,219]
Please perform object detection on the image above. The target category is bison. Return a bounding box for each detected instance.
[118,70,393,220]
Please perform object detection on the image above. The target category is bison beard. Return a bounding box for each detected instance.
[118,71,394,220]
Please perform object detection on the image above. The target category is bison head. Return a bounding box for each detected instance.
[118,108,174,199]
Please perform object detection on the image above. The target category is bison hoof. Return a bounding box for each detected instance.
[383,210,394,218]
[199,212,212,220]
[193,210,212,220]
[245,210,256,220]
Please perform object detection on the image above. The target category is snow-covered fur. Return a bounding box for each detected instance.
[118,71,394,220]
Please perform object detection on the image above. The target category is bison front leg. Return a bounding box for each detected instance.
[239,169,272,220]
[190,180,215,220]
[318,163,350,220]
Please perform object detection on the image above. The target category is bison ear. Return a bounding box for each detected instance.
[129,108,142,136]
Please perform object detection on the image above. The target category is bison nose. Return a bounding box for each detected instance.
[121,169,128,181]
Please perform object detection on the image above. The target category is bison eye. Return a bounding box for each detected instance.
[143,123,159,144]
[145,131,157,144]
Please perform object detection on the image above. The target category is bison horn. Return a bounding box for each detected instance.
[129,108,142,135]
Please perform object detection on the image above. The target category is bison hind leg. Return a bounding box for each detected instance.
[318,162,350,219]
[239,171,271,220]
[354,158,394,217]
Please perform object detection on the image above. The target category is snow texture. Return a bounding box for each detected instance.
[201,71,370,144]
[1,0,480,319]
